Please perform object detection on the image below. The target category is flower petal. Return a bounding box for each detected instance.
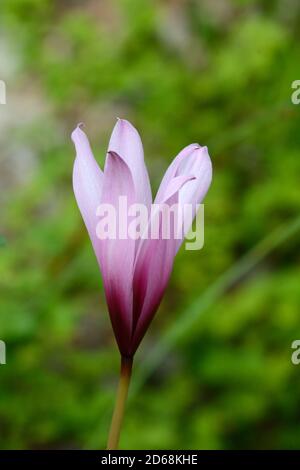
[130,175,195,355]
[99,150,136,355]
[155,144,212,250]
[155,144,199,203]
[72,124,104,261]
[108,119,152,208]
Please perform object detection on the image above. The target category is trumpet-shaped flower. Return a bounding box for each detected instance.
[72,119,212,358]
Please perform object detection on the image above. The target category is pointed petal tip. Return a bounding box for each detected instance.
[116,117,132,127]
[189,144,210,156]
[114,117,136,132]
[193,145,212,163]
[193,143,208,153]
[71,122,86,143]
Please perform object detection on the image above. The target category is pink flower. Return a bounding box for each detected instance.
[72,119,212,358]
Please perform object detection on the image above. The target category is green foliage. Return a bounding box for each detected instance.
[1,0,300,449]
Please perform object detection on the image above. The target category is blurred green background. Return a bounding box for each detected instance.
[1,0,300,450]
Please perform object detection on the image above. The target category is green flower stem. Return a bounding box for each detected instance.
[107,356,133,450]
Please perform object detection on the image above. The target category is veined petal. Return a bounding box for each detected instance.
[108,119,152,208]
[155,144,212,250]
[99,151,136,355]
[161,174,196,202]
[155,144,199,203]
[72,124,104,261]
[130,175,195,355]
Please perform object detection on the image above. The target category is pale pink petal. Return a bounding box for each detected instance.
[156,144,212,250]
[155,144,199,203]
[99,151,136,355]
[108,119,152,208]
[130,175,195,354]
[72,124,104,262]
